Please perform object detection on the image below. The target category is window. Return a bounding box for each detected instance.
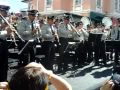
[46,0,52,6]
[115,0,120,12]
[75,0,82,6]
[96,0,102,8]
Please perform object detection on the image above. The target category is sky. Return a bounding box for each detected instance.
[8,0,28,12]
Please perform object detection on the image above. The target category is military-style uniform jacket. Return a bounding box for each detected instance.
[58,23,73,38]
[102,28,111,40]
[73,28,89,42]
[17,19,41,40]
[41,24,57,41]
[110,26,120,40]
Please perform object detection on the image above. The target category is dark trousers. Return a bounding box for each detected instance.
[58,37,73,70]
[85,41,94,63]
[0,39,8,81]
[94,41,106,65]
[18,40,36,66]
[41,41,55,70]
[73,41,87,67]
[115,47,120,65]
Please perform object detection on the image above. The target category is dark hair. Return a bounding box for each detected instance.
[9,67,48,90]
[47,16,54,20]
[75,21,83,27]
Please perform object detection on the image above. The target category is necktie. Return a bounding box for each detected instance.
[31,21,34,31]
[50,25,54,35]
[66,24,68,30]
[117,30,119,40]
[50,25,58,42]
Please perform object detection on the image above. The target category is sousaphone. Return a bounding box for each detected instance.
[102,17,112,28]
[80,17,90,29]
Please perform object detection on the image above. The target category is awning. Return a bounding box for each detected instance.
[90,11,105,22]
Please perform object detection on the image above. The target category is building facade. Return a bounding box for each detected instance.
[22,0,120,18]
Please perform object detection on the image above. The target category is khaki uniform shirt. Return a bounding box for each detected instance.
[58,23,73,38]
[110,26,120,40]
[73,28,89,42]
[17,19,41,40]
[41,24,57,41]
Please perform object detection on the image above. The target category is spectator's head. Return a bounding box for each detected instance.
[9,67,49,90]
[11,15,18,24]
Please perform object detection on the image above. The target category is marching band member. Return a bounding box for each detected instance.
[57,15,74,71]
[72,21,89,67]
[73,22,89,42]
[110,22,120,41]
[92,23,107,66]
[86,25,95,63]
[110,18,120,65]
[41,16,59,70]
[101,25,111,41]
[17,10,40,66]
[0,4,12,81]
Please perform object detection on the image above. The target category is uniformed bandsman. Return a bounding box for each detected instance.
[41,16,58,70]
[86,25,95,63]
[72,21,89,67]
[17,10,40,66]
[110,19,120,65]
[57,15,74,71]
[91,23,106,66]
[0,4,12,81]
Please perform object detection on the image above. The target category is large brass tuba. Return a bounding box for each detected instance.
[80,16,90,29]
[102,17,112,28]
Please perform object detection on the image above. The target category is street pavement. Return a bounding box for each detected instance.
[58,62,113,90]
[8,58,113,90]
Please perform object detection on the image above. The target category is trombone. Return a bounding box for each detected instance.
[0,13,25,43]
[69,23,81,37]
